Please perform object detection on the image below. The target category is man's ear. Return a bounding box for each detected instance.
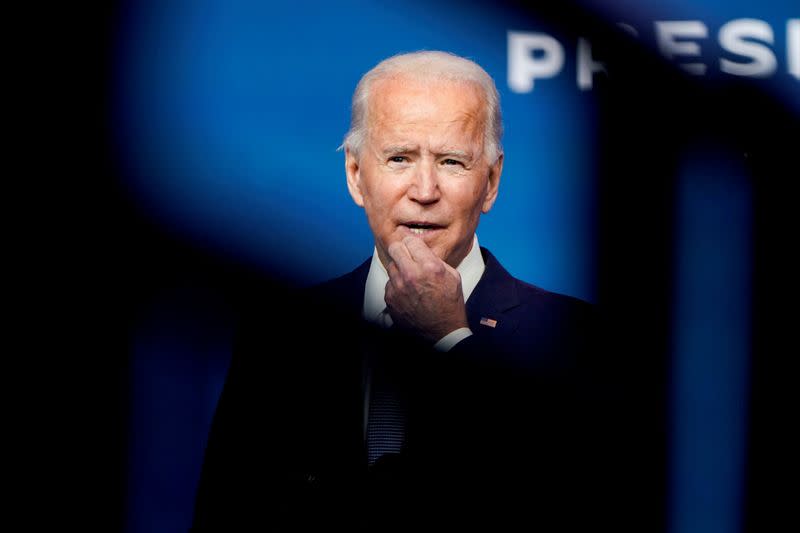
[481,153,503,213]
[345,147,365,207]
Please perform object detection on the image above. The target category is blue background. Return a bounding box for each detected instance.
[114,0,598,301]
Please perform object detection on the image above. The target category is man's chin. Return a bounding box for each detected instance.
[380,233,446,260]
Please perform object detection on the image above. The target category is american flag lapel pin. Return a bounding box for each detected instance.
[479,317,498,328]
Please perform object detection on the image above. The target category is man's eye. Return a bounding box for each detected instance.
[442,159,462,166]
[389,156,407,163]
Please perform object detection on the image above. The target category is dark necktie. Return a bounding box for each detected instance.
[365,310,406,466]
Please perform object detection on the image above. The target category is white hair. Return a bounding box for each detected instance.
[340,51,503,163]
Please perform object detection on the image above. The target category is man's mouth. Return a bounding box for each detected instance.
[400,222,444,235]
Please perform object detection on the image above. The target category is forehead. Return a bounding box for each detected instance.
[366,76,486,144]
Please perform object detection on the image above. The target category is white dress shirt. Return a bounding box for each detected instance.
[362,234,485,351]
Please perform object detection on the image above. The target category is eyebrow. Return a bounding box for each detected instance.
[437,150,471,159]
[382,145,418,155]
[381,146,473,159]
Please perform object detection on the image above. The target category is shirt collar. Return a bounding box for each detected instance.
[362,235,485,324]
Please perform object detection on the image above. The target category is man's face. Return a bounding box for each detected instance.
[345,76,503,269]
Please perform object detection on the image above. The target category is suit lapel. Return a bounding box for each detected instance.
[465,247,522,340]
[317,257,371,320]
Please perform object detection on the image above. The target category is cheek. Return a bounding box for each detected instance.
[362,182,399,226]
[455,184,487,217]
[366,189,391,215]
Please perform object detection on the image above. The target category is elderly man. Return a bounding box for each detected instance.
[341,50,502,349]
[192,51,625,532]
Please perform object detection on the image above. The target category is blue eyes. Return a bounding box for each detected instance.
[389,156,407,163]
[442,159,460,166]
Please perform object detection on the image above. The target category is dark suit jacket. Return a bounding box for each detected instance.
[191,247,632,531]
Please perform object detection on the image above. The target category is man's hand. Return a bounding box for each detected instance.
[384,236,469,343]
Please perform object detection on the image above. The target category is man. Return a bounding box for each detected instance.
[192,51,627,531]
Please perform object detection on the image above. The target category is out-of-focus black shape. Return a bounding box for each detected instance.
[740,76,798,533]
[487,1,798,531]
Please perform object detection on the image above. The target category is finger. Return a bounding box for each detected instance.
[384,265,404,310]
[386,260,402,284]
[383,278,394,306]
[402,235,438,263]
[403,236,449,276]
[385,262,407,301]
[388,239,416,274]
[441,260,460,278]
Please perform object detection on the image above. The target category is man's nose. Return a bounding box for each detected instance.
[407,160,441,204]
